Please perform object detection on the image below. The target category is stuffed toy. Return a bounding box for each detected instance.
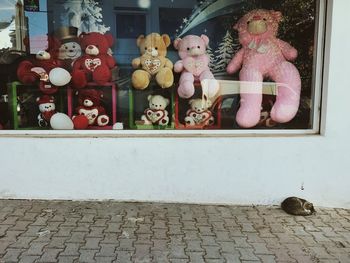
[227,9,301,128]
[132,33,174,90]
[72,32,116,89]
[36,95,56,127]
[74,89,109,127]
[141,95,170,126]
[174,34,219,99]
[17,37,71,95]
[185,97,214,127]
[55,26,82,70]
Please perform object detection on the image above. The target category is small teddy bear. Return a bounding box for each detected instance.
[74,89,109,127]
[36,95,56,127]
[72,32,116,89]
[174,34,219,99]
[226,9,301,128]
[132,33,174,90]
[17,37,71,95]
[185,97,214,127]
[141,95,170,126]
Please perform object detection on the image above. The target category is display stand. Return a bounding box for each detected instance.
[128,83,175,130]
[7,81,66,130]
[67,82,117,130]
[175,83,222,130]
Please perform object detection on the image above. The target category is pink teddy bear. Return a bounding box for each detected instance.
[227,9,301,128]
[174,35,219,99]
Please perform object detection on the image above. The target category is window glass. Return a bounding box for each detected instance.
[0,0,324,132]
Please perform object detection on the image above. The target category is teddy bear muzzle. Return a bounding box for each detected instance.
[248,18,268,35]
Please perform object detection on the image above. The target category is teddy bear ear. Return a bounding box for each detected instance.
[147,95,153,101]
[36,97,40,103]
[200,35,209,47]
[105,34,115,47]
[78,32,87,39]
[271,10,282,22]
[189,99,195,105]
[165,98,170,106]
[137,35,145,47]
[173,38,182,50]
[162,34,171,47]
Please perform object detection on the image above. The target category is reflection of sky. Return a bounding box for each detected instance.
[26,0,48,37]
[0,0,16,22]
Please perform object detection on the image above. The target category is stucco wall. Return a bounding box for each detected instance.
[1,0,349,208]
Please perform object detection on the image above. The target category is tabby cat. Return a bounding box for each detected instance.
[281,197,315,216]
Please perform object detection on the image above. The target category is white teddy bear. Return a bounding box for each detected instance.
[185,98,214,127]
[141,95,170,126]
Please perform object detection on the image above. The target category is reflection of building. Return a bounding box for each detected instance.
[15,0,27,51]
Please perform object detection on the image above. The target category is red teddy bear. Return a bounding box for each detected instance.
[17,37,71,95]
[73,89,110,128]
[72,32,116,89]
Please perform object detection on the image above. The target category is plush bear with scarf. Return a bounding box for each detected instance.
[174,34,219,99]
[227,9,301,128]
[141,95,170,126]
[72,32,116,89]
[185,97,214,127]
[74,89,110,127]
[17,37,71,95]
[132,33,174,90]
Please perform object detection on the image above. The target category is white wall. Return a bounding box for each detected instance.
[1,0,350,208]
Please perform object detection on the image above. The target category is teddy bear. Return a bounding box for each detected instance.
[74,89,110,127]
[132,33,174,90]
[184,97,214,127]
[72,32,116,89]
[36,95,56,127]
[17,37,72,95]
[226,9,301,128]
[141,95,170,126]
[55,26,82,70]
[174,34,219,99]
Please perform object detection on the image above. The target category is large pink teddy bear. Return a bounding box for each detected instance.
[174,35,219,99]
[227,9,301,128]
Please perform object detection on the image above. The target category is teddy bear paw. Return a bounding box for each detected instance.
[97,115,110,126]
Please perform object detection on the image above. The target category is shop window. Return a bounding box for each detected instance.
[0,0,327,134]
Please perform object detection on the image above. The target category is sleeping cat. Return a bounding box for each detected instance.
[281,197,315,216]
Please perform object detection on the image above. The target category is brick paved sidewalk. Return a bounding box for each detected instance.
[0,200,349,263]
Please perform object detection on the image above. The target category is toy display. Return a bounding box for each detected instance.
[227,9,301,128]
[132,33,174,90]
[36,95,56,127]
[6,1,317,131]
[141,95,170,126]
[74,89,110,127]
[174,34,219,99]
[184,97,214,127]
[72,32,116,89]
[17,38,72,95]
[55,26,82,69]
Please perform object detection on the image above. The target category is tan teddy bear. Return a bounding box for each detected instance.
[132,33,174,90]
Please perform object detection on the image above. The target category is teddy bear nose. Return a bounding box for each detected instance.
[88,45,94,49]
[253,15,262,20]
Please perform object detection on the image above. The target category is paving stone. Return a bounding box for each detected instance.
[37,248,63,263]
[1,248,25,263]
[18,255,40,263]
[79,249,98,263]
[21,242,47,256]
